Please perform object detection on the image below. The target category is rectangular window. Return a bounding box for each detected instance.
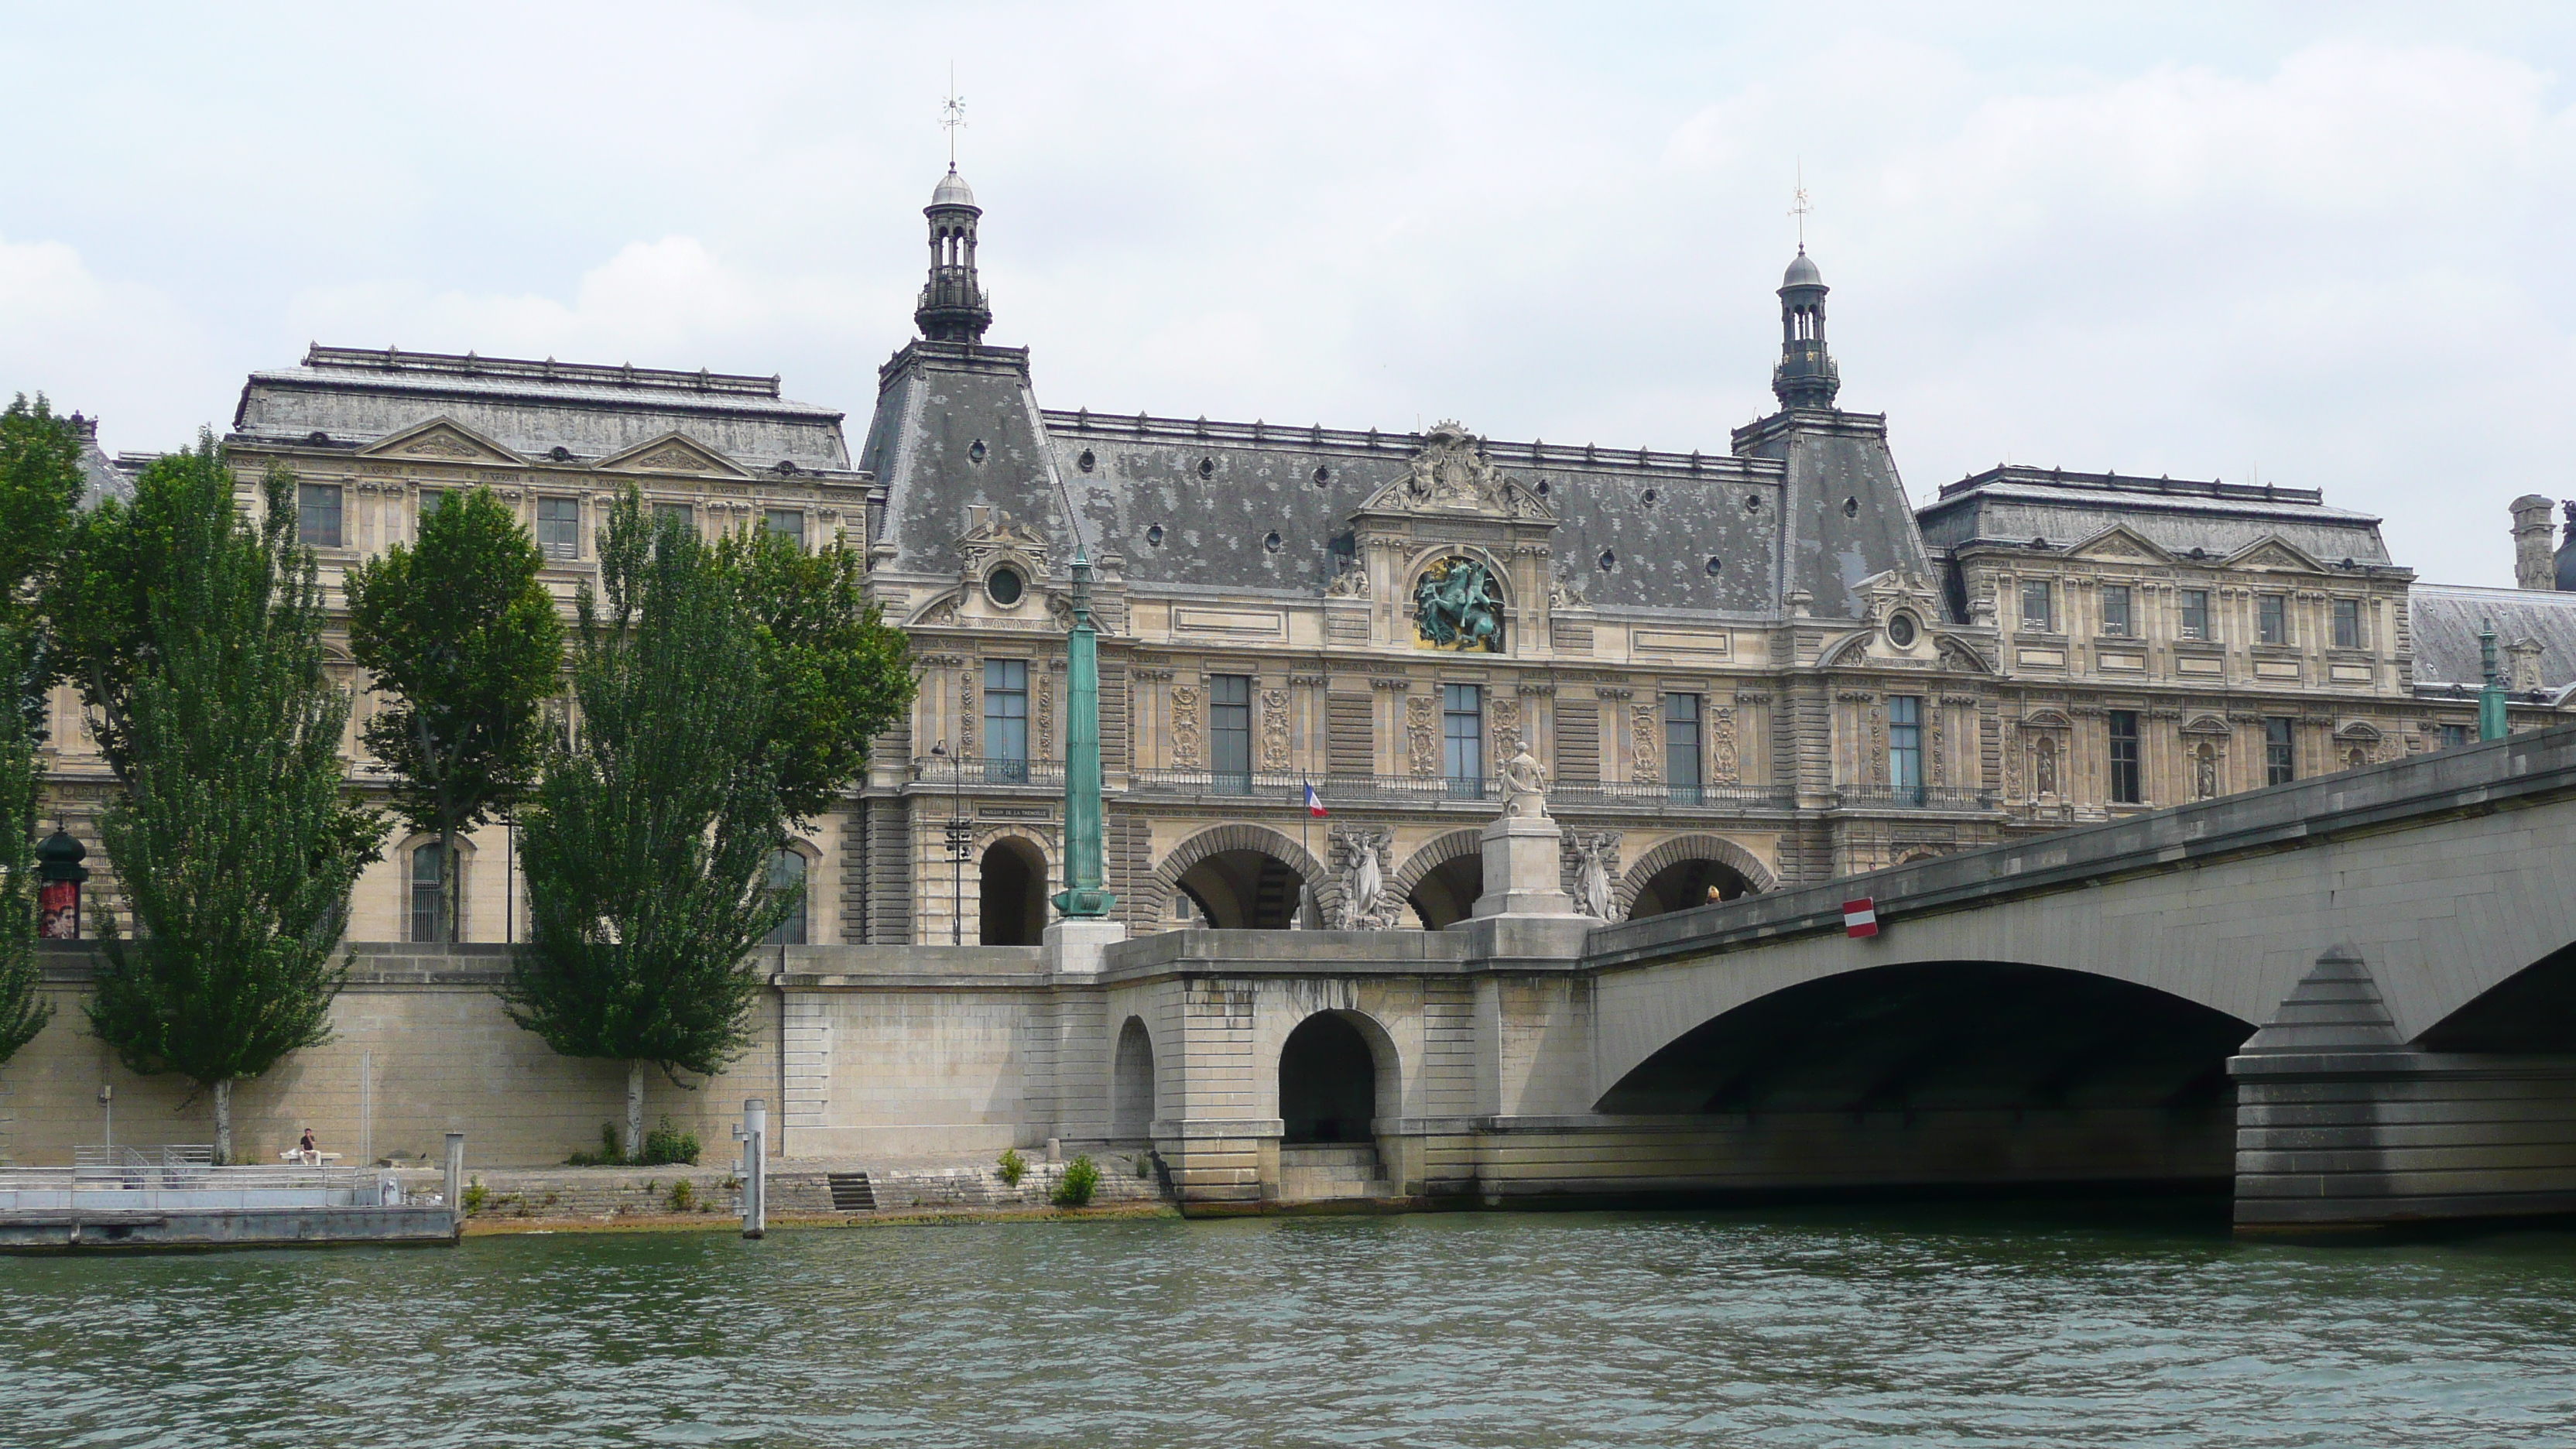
[2020,581,2054,632]
[536,497,580,560]
[1664,693,1702,804]
[2108,710,2141,805]
[764,509,805,547]
[1443,682,1484,799]
[2258,594,2287,646]
[418,489,447,522]
[2332,598,2362,649]
[762,849,808,947]
[1210,673,1252,793]
[2440,723,2471,750]
[409,844,444,944]
[654,502,694,528]
[298,483,344,548]
[2180,588,2211,640]
[2099,585,2132,637]
[982,659,1028,782]
[1889,695,1923,802]
[2265,717,2296,786]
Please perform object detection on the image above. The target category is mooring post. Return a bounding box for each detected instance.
[443,1132,464,1229]
[742,1098,766,1239]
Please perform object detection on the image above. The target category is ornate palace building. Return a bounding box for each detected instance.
[34,165,2576,944]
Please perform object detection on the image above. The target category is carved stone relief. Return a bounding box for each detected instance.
[1170,684,1202,769]
[1629,703,1660,785]
[1488,696,1523,776]
[1260,688,1292,771]
[1711,707,1739,785]
[1406,695,1439,777]
[1332,827,1405,930]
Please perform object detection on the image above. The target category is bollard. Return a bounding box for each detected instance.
[742,1098,766,1239]
[1045,1136,1062,1164]
[444,1132,465,1231]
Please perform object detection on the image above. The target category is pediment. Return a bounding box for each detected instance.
[359,416,526,465]
[594,430,752,479]
[2221,536,2328,574]
[2019,709,2074,730]
[1354,420,1554,523]
[2180,713,2233,735]
[2334,720,2384,742]
[2065,524,2174,564]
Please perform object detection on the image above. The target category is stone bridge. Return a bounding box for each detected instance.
[1122,723,2576,1229]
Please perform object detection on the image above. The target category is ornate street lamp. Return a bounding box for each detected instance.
[35,820,88,940]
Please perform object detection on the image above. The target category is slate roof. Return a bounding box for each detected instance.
[858,342,1932,622]
[67,416,133,510]
[231,345,854,472]
[2408,584,2576,694]
[1918,466,2393,566]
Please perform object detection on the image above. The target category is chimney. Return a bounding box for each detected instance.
[2513,495,2556,589]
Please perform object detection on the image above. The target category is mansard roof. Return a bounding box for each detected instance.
[1918,465,2393,567]
[2410,584,2576,695]
[230,344,855,473]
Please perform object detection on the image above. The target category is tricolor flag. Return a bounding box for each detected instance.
[1304,782,1327,817]
[1843,897,1879,939]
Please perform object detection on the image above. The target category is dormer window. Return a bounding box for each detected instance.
[986,566,1026,608]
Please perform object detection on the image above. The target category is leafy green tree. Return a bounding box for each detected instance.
[0,395,85,1067]
[345,488,564,943]
[59,440,384,1160]
[714,523,913,824]
[505,492,795,1157]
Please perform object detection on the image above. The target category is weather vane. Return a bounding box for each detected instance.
[1789,161,1812,252]
[942,67,967,169]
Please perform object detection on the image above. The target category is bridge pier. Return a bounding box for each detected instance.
[2231,949,2576,1232]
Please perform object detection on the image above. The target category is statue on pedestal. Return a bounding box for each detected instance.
[1501,735,1548,819]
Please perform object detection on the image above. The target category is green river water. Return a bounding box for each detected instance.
[3,1204,2574,1447]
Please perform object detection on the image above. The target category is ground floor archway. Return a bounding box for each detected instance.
[1175,848,1308,930]
[1279,1012,1379,1142]
[1112,1016,1156,1139]
[1408,854,1483,930]
[978,837,1048,946]
[1625,858,1754,920]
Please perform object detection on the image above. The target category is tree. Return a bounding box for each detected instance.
[0,396,86,1067]
[714,522,914,824]
[504,492,795,1157]
[58,440,384,1160]
[345,488,563,943]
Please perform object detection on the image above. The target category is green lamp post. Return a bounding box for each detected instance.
[1053,546,1115,919]
[2478,617,2509,743]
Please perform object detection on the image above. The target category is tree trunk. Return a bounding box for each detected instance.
[626,1060,646,1162]
[440,828,459,944]
[213,1078,232,1165]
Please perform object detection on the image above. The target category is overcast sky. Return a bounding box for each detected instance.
[5,3,2571,587]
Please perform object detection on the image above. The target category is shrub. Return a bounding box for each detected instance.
[640,1118,700,1166]
[996,1146,1027,1187]
[667,1178,695,1213]
[1052,1154,1099,1209]
[461,1177,489,1215]
[565,1122,625,1166]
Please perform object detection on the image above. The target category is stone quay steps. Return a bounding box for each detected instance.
[1277,1145,1392,1203]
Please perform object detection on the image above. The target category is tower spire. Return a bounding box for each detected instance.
[1770,176,1838,410]
[916,85,992,344]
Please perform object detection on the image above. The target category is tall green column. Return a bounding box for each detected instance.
[2479,616,2509,743]
[1053,546,1115,918]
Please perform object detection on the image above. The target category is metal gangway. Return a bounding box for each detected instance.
[1,1145,399,1212]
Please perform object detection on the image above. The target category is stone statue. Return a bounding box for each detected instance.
[1334,827,1396,930]
[1324,555,1369,598]
[1501,734,1548,818]
[1571,831,1618,920]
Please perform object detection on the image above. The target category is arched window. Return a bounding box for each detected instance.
[409,844,444,944]
[763,848,809,947]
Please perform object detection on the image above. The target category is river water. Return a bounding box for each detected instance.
[5,1204,2574,1447]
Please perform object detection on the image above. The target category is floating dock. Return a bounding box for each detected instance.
[1,1151,458,1253]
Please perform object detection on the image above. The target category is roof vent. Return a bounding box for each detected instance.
[1197,457,1214,479]
[1642,488,1658,504]
[1146,524,1165,548]
[775,459,798,476]
[1745,494,1762,513]
[1705,557,1723,575]
[1598,549,1617,572]
[1077,449,1095,473]
[968,439,988,465]
[1264,530,1283,553]
[1313,466,1331,487]
[307,430,331,444]
[550,446,574,463]
[1536,479,1551,498]
[1842,496,1858,518]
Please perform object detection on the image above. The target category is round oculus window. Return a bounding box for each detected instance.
[1887,611,1918,647]
[986,567,1025,607]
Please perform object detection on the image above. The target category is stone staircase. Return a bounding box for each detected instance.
[826,1172,876,1211]
[1276,1144,1392,1203]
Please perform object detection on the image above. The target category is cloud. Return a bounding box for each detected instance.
[0,235,221,454]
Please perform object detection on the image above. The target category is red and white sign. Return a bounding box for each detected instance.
[1843,897,1879,938]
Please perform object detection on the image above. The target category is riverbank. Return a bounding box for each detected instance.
[406,1150,1173,1228]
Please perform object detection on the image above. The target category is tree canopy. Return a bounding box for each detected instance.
[0,396,84,1065]
[346,486,564,940]
[714,523,913,824]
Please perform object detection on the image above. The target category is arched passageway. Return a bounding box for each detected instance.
[2420,937,2576,1052]
[1279,1013,1379,1143]
[1111,1017,1156,1140]
[1408,855,1483,930]
[1175,848,1310,930]
[978,838,1048,946]
[1598,962,2255,1194]
[1625,858,1754,920]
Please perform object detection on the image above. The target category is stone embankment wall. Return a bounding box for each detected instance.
[404,1158,1169,1223]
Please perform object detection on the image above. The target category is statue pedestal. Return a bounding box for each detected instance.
[1043,918,1127,977]
[1471,814,1575,919]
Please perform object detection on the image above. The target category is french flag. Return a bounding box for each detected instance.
[1304,782,1327,817]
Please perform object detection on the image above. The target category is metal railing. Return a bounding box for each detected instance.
[1831,786,1996,811]
[0,1159,389,1211]
[1550,780,1800,810]
[909,755,1064,789]
[1125,770,1486,806]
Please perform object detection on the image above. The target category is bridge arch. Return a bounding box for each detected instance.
[1149,823,1327,930]
[2417,936,2576,1053]
[1389,829,1485,930]
[1615,834,1775,920]
[1276,1008,1402,1142]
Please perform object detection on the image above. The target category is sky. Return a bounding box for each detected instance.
[4,2,2572,587]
